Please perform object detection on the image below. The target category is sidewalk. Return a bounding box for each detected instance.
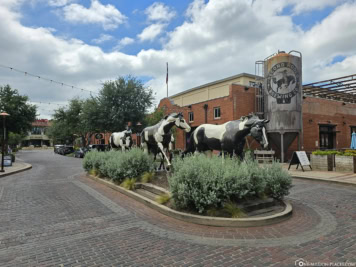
[0,161,32,178]
[1,158,355,187]
[283,163,356,187]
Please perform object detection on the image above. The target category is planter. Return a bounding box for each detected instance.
[335,155,354,172]
[311,154,329,171]
[87,175,293,227]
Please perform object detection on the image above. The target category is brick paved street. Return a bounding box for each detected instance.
[0,150,355,266]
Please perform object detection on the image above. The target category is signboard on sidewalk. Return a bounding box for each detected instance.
[288,151,312,172]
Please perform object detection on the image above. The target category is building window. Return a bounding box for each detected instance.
[249,81,256,87]
[31,127,42,135]
[319,125,335,149]
[188,112,194,122]
[214,107,221,119]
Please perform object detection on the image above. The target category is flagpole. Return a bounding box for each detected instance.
[166,62,168,98]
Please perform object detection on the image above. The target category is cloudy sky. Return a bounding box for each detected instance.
[0,0,355,119]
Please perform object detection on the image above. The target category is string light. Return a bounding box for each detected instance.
[30,101,66,107]
[0,63,98,95]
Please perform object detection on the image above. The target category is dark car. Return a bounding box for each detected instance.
[58,146,74,155]
[88,144,108,152]
[74,147,88,158]
[54,145,64,154]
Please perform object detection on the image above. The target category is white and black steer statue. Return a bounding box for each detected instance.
[141,112,191,169]
[183,114,269,159]
[109,129,133,151]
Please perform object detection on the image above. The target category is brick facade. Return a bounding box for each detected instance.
[88,82,356,162]
[158,84,356,161]
[158,84,259,152]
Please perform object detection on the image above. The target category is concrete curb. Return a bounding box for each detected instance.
[87,175,293,227]
[0,163,32,178]
[292,175,356,188]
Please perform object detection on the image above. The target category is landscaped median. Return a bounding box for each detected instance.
[83,149,293,227]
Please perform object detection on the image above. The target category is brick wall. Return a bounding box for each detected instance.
[302,97,356,153]
[158,84,257,151]
[158,87,356,161]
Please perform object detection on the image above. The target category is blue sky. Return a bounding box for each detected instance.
[20,0,193,54]
[282,5,335,30]
[0,0,355,118]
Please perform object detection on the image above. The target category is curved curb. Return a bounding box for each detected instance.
[87,175,293,227]
[0,163,32,178]
[292,175,356,188]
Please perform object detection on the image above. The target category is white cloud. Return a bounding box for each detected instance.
[119,37,134,46]
[91,34,113,44]
[145,2,176,22]
[138,23,166,42]
[113,37,135,51]
[1,0,356,119]
[48,0,76,7]
[62,0,127,30]
[287,0,346,14]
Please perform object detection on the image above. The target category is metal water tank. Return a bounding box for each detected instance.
[264,50,302,162]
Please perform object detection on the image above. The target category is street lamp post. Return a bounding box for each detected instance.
[0,112,10,173]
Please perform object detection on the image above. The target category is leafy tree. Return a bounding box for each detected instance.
[46,119,72,145]
[0,85,37,135]
[48,98,86,145]
[48,76,154,145]
[80,98,102,145]
[8,132,25,148]
[144,107,165,127]
[97,76,154,132]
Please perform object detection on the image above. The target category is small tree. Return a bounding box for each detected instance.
[144,107,165,127]
[0,85,37,135]
[8,132,25,148]
[97,76,154,132]
[48,98,86,145]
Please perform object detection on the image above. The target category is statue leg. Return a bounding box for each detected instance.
[157,142,171,166]
[142,142,148,154]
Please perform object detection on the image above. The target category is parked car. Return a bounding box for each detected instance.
[74,147,88,158]
[58,146,74,155]
[54,144,64,154]
[88,144,108,152]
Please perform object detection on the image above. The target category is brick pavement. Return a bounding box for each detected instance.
[0,150,355,266]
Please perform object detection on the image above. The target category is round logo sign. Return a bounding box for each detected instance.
[267,62,300,104]
[95,133,103,139]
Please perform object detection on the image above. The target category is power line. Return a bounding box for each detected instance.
[0,63,98,95]
[37,107,57,112]
[30,101,66,107]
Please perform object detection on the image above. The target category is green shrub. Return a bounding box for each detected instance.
[223,201,246,218]
[264,161,292,199]
[343,149,356,156]
[83,148,154,184]
[169,154,291,214]
[312,150,342,155]
[344,152,356,156]
[141,172,154,183]
[120,178,136,190]
[83,150,102,172]
[312,149,356,157]
[89,168,100,177]
[156,193,171,204]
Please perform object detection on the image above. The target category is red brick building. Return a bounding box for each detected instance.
[156,73,356,162]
